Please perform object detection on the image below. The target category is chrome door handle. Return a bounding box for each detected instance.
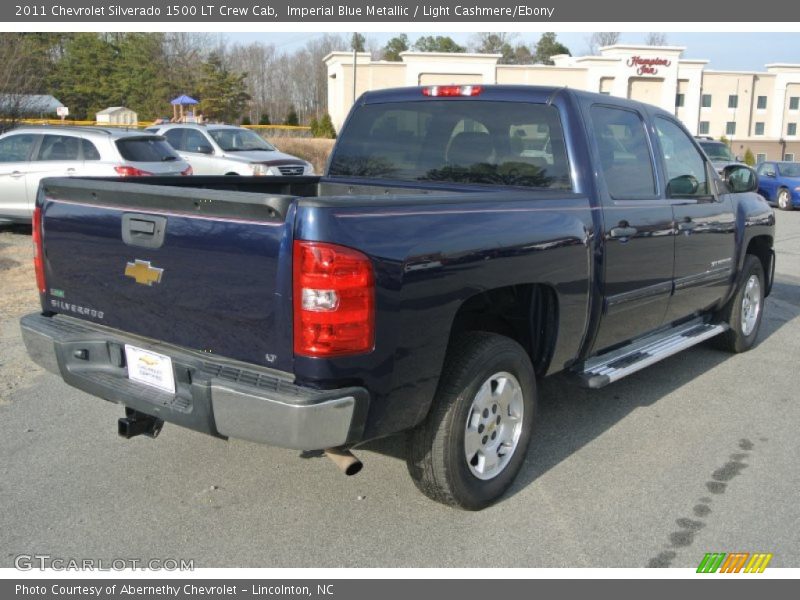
[677,220,697,232]
[609,226,638,238]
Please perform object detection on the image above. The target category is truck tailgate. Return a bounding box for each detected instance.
[38,178,294,372]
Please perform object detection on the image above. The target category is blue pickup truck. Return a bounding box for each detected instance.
[21,86,774,509]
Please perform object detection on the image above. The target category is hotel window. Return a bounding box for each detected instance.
[728,95,738,109]
[788,123,798,136]
[675,93,685,108]
[726,122,736,135]
[757,96,768,110]
[790,97,800,110]
[785,153,795,161]
[754,122,765,136]
[698,121,710,135]
[701,94,712,108]
[756,153,766,163]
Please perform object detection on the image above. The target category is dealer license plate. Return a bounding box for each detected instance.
[124,344,176,394]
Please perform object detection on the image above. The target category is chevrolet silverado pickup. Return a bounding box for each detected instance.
[20,86,775,509]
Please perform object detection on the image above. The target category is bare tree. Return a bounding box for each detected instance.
[586,32,621,54]
[644,32,668,46]
[0,34,49,127]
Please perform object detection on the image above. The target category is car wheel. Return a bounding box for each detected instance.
[712,255,765,353]
[406,332,536,510]
[777,188,793,211]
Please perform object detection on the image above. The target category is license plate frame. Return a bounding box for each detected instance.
[124,344,176,394]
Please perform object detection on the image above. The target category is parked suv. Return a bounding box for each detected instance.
[0,126,191,223]
[145,124,313,176]
[695,136,746,175]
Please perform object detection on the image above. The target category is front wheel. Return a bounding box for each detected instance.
[777,188,793,211]
[406,332,536,510]
[712,255,765,353]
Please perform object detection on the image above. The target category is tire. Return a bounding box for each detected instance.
[777,188,793,211]
[406,332,536,510]
[712,255,765,353]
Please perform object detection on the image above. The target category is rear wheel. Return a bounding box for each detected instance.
[777,188,793,211]
[406,332,536,510]
[712,255,765,353]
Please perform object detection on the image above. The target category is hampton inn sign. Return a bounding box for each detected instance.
[627,56,672,76]
[326,44,800,162]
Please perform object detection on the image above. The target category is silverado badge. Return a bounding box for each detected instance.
[124,259,164,286]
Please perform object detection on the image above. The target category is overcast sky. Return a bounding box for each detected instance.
[226,31,800,71]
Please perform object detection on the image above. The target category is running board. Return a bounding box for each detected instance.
[575,320,729,389]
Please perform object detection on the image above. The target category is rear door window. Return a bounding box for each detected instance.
[116,137,178,162]
[35,135,81,161]
[0,134,38,162]
[590,106,656,199]
[81,139,101,160]
[329,100,571,189]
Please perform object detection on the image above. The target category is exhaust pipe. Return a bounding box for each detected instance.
[118,408,164,439]
[324,447,363,476]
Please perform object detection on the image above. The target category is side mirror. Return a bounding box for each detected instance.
[666,174,699,196]
[195,145,214,155]
[724,164,758,193]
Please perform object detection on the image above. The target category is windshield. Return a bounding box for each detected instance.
[699,141,734,162]
[208,129,275,152]
[778,162,800,177]
[329,100,572,190]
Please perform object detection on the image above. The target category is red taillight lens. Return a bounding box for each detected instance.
[180,165,193,176]
[422,85,483,97]
[293,241,375,357]
[32,206,46,294]
[114,166,153,177]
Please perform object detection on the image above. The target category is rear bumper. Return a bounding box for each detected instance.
[20,313,369,451]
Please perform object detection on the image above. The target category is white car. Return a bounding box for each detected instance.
[145,124,314,176]
[0,126,191,223]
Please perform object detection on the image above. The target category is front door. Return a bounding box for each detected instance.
[653,117,736,322]
[590,104,675,353]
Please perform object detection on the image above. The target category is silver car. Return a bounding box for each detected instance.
[0,126,192,223]
[145,124,314,176]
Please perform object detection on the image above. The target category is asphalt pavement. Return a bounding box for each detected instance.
[0,212,798,568]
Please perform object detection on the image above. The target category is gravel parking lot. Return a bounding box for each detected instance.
[0,213,798,568]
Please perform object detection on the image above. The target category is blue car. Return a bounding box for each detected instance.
[756,161,800,210]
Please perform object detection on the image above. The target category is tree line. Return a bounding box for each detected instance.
[2,32,663,128]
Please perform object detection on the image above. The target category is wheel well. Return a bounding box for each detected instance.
[747,235,774,293]
[448,284,558,377]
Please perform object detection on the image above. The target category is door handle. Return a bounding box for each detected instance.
[677,219,697,232]
[66,168,76,174]
[10,170,23,178]
[609,226,638,239]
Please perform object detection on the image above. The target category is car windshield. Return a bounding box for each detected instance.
[778,162,800,177]
[329,100,572,189]
[700,141,734,162]
[208,129,275,152]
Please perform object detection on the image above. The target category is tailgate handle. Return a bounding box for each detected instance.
[122,214,167,249]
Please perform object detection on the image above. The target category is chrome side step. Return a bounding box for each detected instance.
[576,320,729,389]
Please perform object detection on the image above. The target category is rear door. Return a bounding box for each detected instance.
[0,132,39,220]
[654,117,736,321]
[29,133,83,200]
[590,104,675,352]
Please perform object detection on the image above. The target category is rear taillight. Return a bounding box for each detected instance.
[293,241,374,357]
[180,165,193,176]
[422,85,483,97]
[32,206,46,294]
[114,166,153,177]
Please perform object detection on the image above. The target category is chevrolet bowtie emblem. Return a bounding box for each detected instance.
[124,259,164,286]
